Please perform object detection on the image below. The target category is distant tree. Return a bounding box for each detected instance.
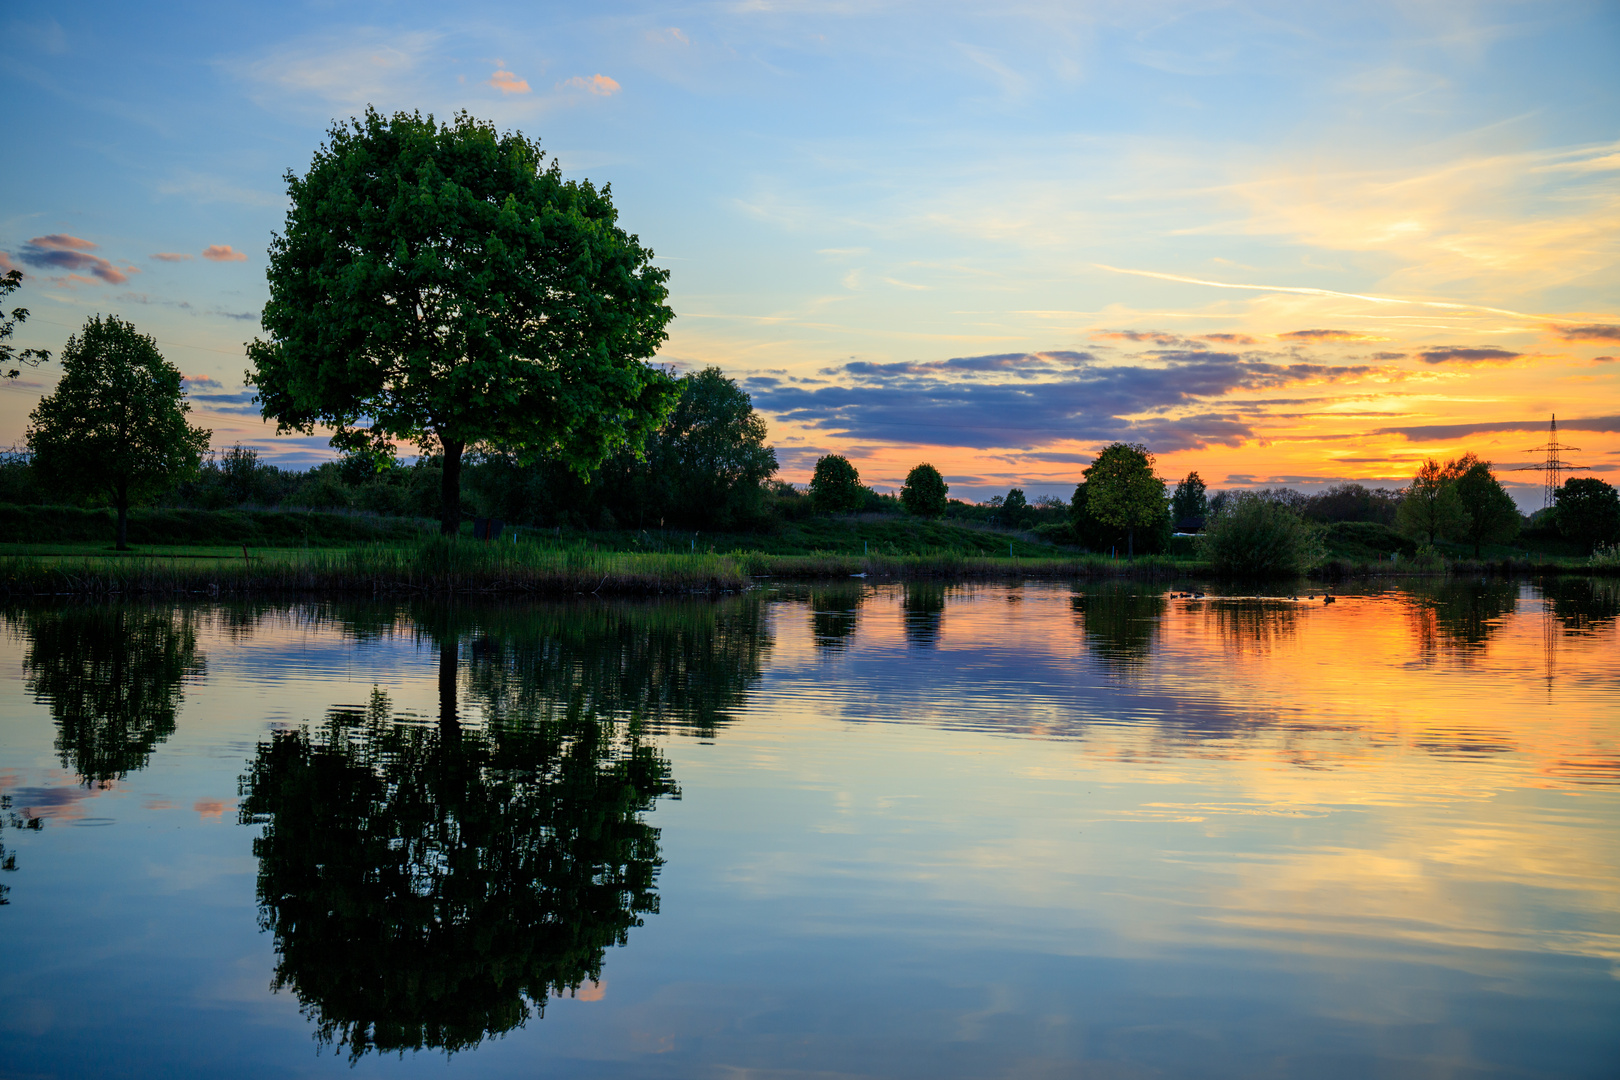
[27,315,211,549]
[638,367,777,529]
[1395,458,1465,547]
[1301,482,1401,526]
[1555,477,1620,551]
[1171,471,1208,527]
[810,454,864,514]
[1001,487,1029,528]
[0,269,51,379]
[1450,454,1520,557]
[247,108,677,535]
[900,463,948,519]
[1083,443,1167,557]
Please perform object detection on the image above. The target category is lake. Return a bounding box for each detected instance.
[2,579,1616,1078]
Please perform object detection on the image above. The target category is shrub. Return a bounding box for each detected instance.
[809,455,864,514]
[1198,494,1326,576]
[900,464,948,519]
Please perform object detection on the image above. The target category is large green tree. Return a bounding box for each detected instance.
[1555,476,1620,551]
[27,315,211,549]
[1450,453,1520,557]
[1082,443,1167,557]
[900,463,948,519]
[247,108,678,535]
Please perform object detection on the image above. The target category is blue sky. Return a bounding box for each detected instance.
[3,1,1617,503]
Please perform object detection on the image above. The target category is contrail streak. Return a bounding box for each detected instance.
[1092,265,1539,320]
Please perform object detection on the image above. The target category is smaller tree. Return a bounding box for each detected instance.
[1555,477,1620,551]
[1171,471,1208,527]
[810,454,864,514]
[900,463,948,519]
[1198,494,1326,577]
[1450,454,1520,557]
[1395,458,1465,546]
[1083,443,1167,557]
[27,315,211,549]
[1,269,51,379]
[1001,487,1029,528]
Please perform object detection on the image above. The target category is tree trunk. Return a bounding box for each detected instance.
[439,439,465,536]
[1127,527,1134,559]
[438,635,459,739]
[115,485,130,551]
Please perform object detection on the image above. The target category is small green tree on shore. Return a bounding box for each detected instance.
[1171,471,1208,525]
[27,315,211,549]
[1083,443,1166,557]
[900,463,948,519]
[1198,494,1326,576]
[810,454,864,514]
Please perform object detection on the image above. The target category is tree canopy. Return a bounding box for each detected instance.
[810,454,864,514]
[1555,477,1620,551]
[0,269,51,379]
[247,107,677,534]
[1082,443,1167,556]
[1395,458,1466,546]
[900,463,948,519]
[1171,471,1208,525]
[1450,454,1520,556]
[27,315,211,549]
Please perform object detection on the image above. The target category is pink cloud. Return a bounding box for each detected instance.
[559,73,620,96]
[151,252,193,262]
[0,251,18,275]
[193,797,235,822]
[18,234,136,285]
[201,245,248,263]
[489,67,531,94]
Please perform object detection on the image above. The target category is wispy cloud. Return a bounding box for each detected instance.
[558,74,620,96]
[1277,329,1388,343]
[1373,416,1620,441]
[1415,346,1521,365]
[150,252,193,262]
[15,235,136,285]
[488,64,530,94]
[1551,323,1620,343]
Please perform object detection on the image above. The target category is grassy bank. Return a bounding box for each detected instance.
[0,503,430,546]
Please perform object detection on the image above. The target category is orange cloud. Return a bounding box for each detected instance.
[193,797,235,821]
[1277,329,1390,343]
[151,252,193,262]
[201,245,248,262]
[488,67,530,94]
[576,979,606,1001]
[560,74,620,96]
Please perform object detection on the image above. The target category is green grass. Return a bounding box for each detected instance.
[0,504,429,546]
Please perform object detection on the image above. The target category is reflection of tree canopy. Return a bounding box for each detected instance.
[901,582,947,647]
[807,585,865,650]
[1403,579,1520,655]
[1206,599,1303,655]
[239,686,675,1061]
[12,605,203,785]
[447,597,771,739]
[1543,577,1620,636]
[1071,586,1165,672]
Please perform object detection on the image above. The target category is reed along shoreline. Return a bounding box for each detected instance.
[0,539,1611,598]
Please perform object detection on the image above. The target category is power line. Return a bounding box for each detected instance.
[1514,415,1592,509]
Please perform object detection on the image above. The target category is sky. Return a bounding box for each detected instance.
[2,0,1617,507]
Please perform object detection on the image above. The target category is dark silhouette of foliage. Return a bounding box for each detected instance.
[1403,578,1519,655]
[1396,458,1465,546]
[900,463,948,519]
[0,269,51,379]
[1544,577,1620,635]
[1450,454,1520,556]
[1554,477,1620,551]
[27,316,211,549]
[1000,487,1030,528]
[1171,471,1208,528]
[14,605,203,785]
[248,107,677,535]
[1082,444,1168,557]
[810,454,864,514]
[1300,483,1401,526]
[239,680,676,1061]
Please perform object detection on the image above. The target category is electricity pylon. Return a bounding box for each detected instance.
[1515,415,1590,510]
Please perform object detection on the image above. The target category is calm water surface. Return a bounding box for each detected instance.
[1,579,1617,1078]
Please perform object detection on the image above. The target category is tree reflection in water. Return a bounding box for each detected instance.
[1403,578,1521,657]
[1205,598,1303,656]
[1071,585,1165,673]
[1544,576,1620,636]
[807,585,865,651]
[12,605,203,786]
[901,582,947,647]
[238,598,770,1059]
